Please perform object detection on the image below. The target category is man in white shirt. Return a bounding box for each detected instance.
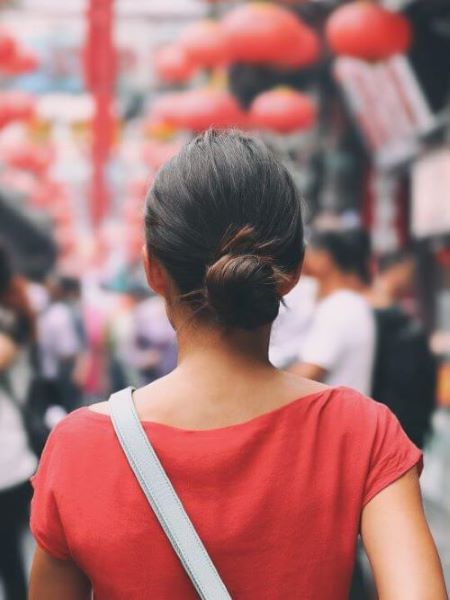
[290,228,375,395]
[270,275,317,369]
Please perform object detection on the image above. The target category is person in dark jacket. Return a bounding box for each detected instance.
[369,249,436,449]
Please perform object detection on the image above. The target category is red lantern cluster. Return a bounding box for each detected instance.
[149,89,246,132]
[147,85,318,135]
[154,45,197,84]
[0,28,39,75]
[250,88,316,133]
[0,92,35,129]
[221,3,320,68]
[1,48,39,75]
[179,20,230,68]
[326,3,412,61]
[153,3,321,88]
[0,28,16,63]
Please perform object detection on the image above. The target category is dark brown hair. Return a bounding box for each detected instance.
[145,130,305,330]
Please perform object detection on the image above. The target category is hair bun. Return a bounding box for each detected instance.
[204,253,281,330]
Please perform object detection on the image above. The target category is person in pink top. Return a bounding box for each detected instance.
[29,131,446,599]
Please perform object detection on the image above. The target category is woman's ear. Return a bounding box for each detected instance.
[142,246,167,296]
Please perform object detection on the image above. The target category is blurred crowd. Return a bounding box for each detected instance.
[0,212,438,597]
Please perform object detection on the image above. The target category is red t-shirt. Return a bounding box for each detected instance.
[30,386,422,599]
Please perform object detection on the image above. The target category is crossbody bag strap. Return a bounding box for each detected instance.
[109,387,232,600]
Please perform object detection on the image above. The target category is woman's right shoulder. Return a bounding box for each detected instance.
[43,406,111,457]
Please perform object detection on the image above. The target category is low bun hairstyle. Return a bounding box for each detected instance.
[145,130,304,330]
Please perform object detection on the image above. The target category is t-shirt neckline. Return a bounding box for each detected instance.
[83,387,336,436]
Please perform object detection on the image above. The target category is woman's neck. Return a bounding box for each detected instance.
[176,320,273,375]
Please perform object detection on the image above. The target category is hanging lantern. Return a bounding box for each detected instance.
[146,92,184,131]
[179,20,230,68]
[326,3,412,61]
[249,88,316,133]
[0,29,16,64]
[1,48,39,75]
[149,89,246,132]
[275,25,320,69]
[15,49,39,74]
[222,3,320,68]
[154,44,197,84]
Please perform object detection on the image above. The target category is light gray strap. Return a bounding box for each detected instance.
[109,387,232,600]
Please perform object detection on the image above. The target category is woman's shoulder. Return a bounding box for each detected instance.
[43,406,111,454]
[321,386,399,435]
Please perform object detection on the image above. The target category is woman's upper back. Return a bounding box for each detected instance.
[30,386,422,600]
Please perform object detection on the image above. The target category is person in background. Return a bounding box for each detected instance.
[368,249,436,449]
[0,242,37,600]
[269,274,317,369]
[287,226,376,599]
[132,292,177,385]
[290,227,376,395]
[37,275,86,414]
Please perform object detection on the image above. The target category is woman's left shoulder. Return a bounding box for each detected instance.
[326,386,399,431]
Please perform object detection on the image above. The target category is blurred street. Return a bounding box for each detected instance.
[1,0,450,598]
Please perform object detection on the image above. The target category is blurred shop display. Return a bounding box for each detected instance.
[334,55,433,170]
[412,149,450,240]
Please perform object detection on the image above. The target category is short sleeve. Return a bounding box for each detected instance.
[299,300,345,370]
[362,402,423,507]
[30,424,71,560]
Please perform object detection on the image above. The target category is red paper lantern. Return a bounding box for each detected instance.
[2,49,39,75]
[150,89,246,132]
[326,3,412,61]
[154,45,196,84]
[179,20,230,68]
[0,29,16,64]
[275,25,320,69]
[249,88,316,133]
[222,3,320,68]
[146,92,184,131]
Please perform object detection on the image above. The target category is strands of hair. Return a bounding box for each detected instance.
[145,129,305,330]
